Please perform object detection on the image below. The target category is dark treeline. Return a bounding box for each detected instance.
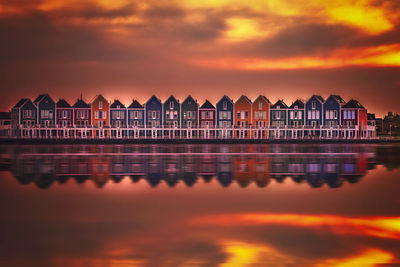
[377,112,400,136]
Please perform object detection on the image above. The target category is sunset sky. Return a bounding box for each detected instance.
[1,0,399,116]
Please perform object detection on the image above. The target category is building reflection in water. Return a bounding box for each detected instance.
[2,144,380,189]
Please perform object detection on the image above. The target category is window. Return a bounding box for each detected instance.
[99,101,102,109]
[223,101,227,110]
[316,110,320,120]
[237,112,240,119]
[351,111,355,120]
[326,111,329,120]
[103,111,107,119]
[290,111,294,120]
[308,110,311,120]
[95,111,99,119]
[245,111,248,119]
[259,102,262,110]
[334,110,337,119]
[312,100,316,109]
[170,101,174,109]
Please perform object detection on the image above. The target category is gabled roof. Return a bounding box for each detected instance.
[0,112,10,120]
[110,99,126,108]
[89,94,107,104]
[254,95,271,104]
[165,95,179,104]
[200,100,215,109]
[146,95,162,104]
[343,99,365,109]
[56,99,71,108]
[272,100,288,109]
[72,99,90,108]
[331,95,345,104]
[33,94,47,103]
[13,98,28,108]
[290,99,304,108]
[128,99,143,109]
[236,95,252,104]
[309,95,324,103]
[217,95,234,104]
[182,95,198,105]
[367,113,376,120]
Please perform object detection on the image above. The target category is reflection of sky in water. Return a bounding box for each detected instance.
[0,144,399,266]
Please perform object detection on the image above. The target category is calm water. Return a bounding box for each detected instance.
[0,144,399,266]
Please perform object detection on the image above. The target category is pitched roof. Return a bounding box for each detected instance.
[254,95,271,104]
[128,99,143,108]
[367,113,376,120]
[89,94,107,104]
[182,95,197,105]
[33,94,47,103]
[200,100,215,109]
[110,99,126,108]
[0,112,10,120]
[272,100,288,109]
[343,99,365,109]
[311,95,324,103]
[165,95,179,103]
[290,99,304,108]
[218,95,233,104]
[331,95,345,104]
[56,99,71,108]
[146,95,161,104]
[236,95,252,104]
[72,99,90,108]
[14,98,28,108]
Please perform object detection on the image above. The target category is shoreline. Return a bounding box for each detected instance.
[0,138,399,145]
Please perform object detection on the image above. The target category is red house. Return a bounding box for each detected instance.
[199,100,216,128]
[341,99,368,137]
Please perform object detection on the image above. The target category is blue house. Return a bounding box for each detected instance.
[288,99,305,127]
[216,95,234,128]
[127,99,144,127]
[110,100,127,128]
[305,95,324,127]
[181,95,198,128]
[34,94,56,127]
[163,95,180,128]
[323,95,345,128]
[11,98,37,132]
[145,95,163,130]
[270,100,288,127]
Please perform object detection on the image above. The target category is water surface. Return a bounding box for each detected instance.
[0,144,399,266]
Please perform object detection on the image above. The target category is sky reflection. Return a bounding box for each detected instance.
[0,144,399,266]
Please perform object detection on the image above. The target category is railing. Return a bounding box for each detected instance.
[0,124,377,139]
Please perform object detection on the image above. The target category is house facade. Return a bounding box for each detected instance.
[234,95,252,128]
[323,95,345,128]
[288,100,305,127]
[305,95,324,127]
[34,94,56,127]
[341,99,368,137]
[145,95,162,128]
[252,95,270,128]
[11,98,37,129]
[90,95,110,128]
[270,100,288,127]
[56,99,73,127]
[163,95,180,128]
[72,98,91,127]
[110,100,127,128]
[216,95,234,128]
[127,100,144,127]
[181,95,198,128]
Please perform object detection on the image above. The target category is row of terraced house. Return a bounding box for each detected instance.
[9,94,376,139]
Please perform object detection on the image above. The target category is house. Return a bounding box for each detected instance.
[252,95,271,139]
[288,100,305,127]
[199,100,216,138]
[89,94,110,137]
[110,100,127,128]
[56,99,73,128]
[199,100,216,128]
[11,98,37,129]
[305,95,324,127]
[234,95,252,127]
[323,95,345,128]
[341,99,368,137]
[34,94,56,127]
[145,95,163,138]
[367,113,376,137]
[270,100,288,127]
[0,112,11,127]
[216,95,234,128]
[163,95,180,128]
[127,99,144,127]
[181,95,198,128]
[72,98,91,128]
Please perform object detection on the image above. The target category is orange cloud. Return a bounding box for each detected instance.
[190,213,400,239]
